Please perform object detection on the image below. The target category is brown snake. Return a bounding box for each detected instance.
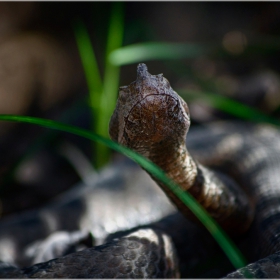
[2,63,280,278]
[110,63,254,235]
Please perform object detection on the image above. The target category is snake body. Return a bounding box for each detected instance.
[109,64,280,275]
[1,64,280,277]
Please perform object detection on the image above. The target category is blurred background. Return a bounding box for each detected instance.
[0,2,280,217]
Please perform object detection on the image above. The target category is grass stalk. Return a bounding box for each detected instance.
[95,2,125,168]
[180,89,280,126]
[109,42,212,66]
[73,20,103,167]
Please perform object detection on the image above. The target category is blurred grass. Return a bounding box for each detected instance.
[74,21,102,168]
[109,42,211,66]
[73,21,103,112]
[179,89,280,126]
[99,2,124,168]
[74,2,124,169]
[109,37,280,66]
[1,97,89,190]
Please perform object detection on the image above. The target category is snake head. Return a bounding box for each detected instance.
[109,63,190,153]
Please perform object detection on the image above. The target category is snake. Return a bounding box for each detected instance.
[2,63,280,278]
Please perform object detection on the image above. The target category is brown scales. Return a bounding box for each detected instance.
[110,63,254,235]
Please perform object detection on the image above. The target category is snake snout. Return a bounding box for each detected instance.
[137,63,149,79]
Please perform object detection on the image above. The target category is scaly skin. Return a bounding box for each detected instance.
[109,63,254,235]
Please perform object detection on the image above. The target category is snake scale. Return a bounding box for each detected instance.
[1,63,280,277]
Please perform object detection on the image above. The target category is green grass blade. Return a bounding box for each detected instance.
[0,114,248,273]
[95,2,125,168]
[1,97,90,188]
[109,42,210,66]
[109,36,280,67]
[73,20,103,113]
[180,89,280,126]
[73,19,103,167]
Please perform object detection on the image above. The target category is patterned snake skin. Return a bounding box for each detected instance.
[1,64,280,278]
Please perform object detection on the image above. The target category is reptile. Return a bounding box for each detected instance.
[1,63,280,277]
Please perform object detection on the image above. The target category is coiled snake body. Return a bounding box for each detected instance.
[2,64,280,278]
